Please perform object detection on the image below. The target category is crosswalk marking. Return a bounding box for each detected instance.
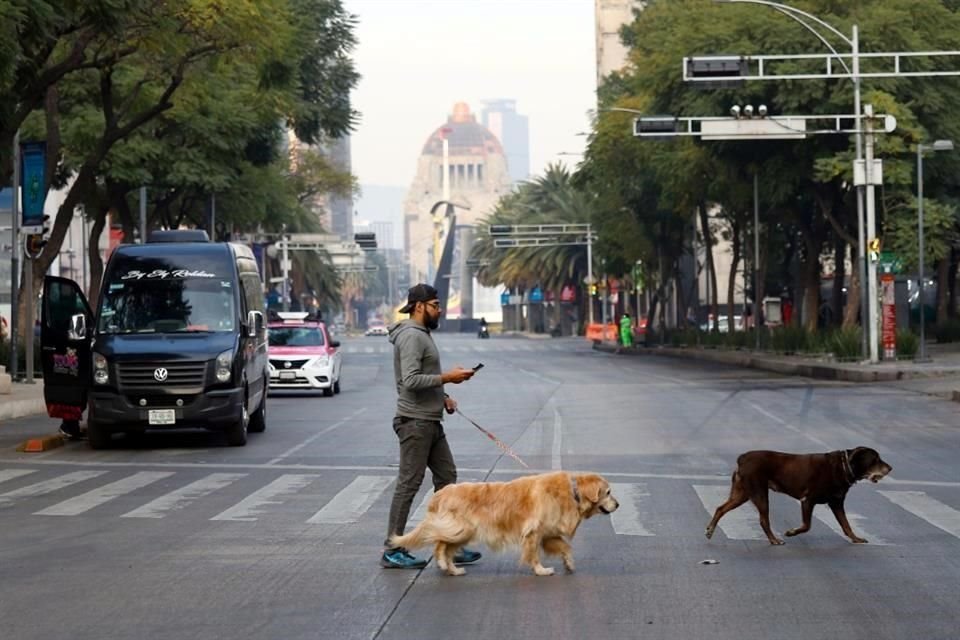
[879,490,960,539]
[307,475,394,524]
[121,473,247,519]
[813,509,890,545]
[408,492,433,525]
[0,470,108,507]
[35,472,174,516]
[693,484,766,541]
[0,469,36,485]
[610,483,654,536]
[211,474,316,522]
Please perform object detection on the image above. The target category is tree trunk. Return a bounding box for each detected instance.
[86,205,107,301]
[948,249,958,319]
[727,216,742,331]
[937,256,950,326]
[831,238,846,328]
[698,203,718,330]
[800,250,821,332]
[843,247,861,328]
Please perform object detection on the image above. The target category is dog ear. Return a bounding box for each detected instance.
[575,474,604,504]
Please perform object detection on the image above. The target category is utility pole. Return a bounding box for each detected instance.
[139,186,146,243]
[9,130,19,380]
[281,226,290,312]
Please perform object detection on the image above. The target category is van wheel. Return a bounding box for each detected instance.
[226,396,249,446]
[87,419,112,450]
[249,382,267,433]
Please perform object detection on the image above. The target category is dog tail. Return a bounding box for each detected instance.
[389,512,469,550]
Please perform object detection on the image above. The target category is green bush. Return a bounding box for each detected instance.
[770,325,811,354]
[895,329,919,358]
[826,327,862,361]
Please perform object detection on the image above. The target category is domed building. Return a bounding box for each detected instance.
[403,102,512,320]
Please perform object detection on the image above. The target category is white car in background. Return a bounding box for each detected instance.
[268,312,342,396]
[364,323,388,337]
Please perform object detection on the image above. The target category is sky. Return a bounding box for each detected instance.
[342,0,597,190]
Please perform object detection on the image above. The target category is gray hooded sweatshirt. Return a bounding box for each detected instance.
[388,319,445,421]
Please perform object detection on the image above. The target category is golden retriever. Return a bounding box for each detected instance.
[389,471,619,576]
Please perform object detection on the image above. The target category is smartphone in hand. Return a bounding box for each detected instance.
[472,363,484,371]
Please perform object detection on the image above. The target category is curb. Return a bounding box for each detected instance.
[593,343,960,384]
[0,397,47,423]
[16,434,65,453]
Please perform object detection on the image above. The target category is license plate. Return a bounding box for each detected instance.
[279,371,297,380]
[148,409,176,425]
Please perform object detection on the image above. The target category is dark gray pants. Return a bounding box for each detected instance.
[384,416,457,548]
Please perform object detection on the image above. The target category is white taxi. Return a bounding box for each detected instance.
[267,312,342,396]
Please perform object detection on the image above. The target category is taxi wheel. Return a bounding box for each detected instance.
[333,378,341,394]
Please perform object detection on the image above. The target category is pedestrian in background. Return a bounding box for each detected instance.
[619,312,634,350]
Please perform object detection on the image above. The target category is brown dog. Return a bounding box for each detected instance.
[389,471,619,576]
[705,447,892,545]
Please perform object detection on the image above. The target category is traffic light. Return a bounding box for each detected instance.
[634,117,679,137]
[590,284,597,296]
[354,232,377,250]
[24,215,50,259]
[686,56,745,88]
[488,225,513,235]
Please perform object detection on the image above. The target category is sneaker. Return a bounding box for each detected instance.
[380,548,428,570]
[453,548,482,565]
[58,426,82,441]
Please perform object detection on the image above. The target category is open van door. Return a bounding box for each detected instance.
[41,276,94,420]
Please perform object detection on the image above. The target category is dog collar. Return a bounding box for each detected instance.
[841,450,856,484]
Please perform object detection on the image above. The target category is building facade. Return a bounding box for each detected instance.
[403,102,512,319]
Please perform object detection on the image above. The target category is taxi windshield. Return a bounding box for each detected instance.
[269,326,325,347]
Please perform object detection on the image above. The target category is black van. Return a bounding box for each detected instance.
[40,230,269,448]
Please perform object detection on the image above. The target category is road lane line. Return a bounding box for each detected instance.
[552,409,562,470]
[694,484,766,541]
[879,490,960,539]
[211,474,316,522]
[35,471,173,516]
[266,408,367,465]
[746,401,831,448]
[0,471,108,507]
[813,509,890,545]
[610,483,654,536]
[0,469,36,484]
[121,473,247,519]
[307,475,394,524]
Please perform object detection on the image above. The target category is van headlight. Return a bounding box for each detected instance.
[216,349,233,383]
[93,353,109,385]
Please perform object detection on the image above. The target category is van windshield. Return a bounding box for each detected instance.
[98,256,237,334]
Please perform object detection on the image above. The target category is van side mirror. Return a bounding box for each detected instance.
[68,313,87,340]
[247,310,264,337]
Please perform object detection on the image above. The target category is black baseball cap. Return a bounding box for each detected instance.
[399,283,439,314]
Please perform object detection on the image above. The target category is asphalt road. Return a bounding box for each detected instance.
[0,334,958,640]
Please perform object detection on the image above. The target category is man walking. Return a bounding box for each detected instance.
[381,284,481,569]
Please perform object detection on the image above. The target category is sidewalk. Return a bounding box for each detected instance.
[594,340,960,400]
[0,379,46,423]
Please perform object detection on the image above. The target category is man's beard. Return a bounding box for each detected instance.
[426,315,440,330]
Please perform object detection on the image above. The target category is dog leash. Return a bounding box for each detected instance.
[455,408,529,468]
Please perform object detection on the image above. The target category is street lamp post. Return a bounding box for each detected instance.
[916,139,954,361]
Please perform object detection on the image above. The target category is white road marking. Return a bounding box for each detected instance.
[610,483,654,536]
[267,408,367,465]
[746,401,831,448]
[307,475,394,524]
[0,469,36,484]
[0,471,108,507]
[813,509,890,545]
[35,472,173,516]
[408,491,433,525]
[121,473,247,519]
[211,474,316,522]
[552,409,563,470]
[694,484,766,541]
[879,490,960,539]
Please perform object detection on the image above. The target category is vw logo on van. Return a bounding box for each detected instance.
[153,368,168,382]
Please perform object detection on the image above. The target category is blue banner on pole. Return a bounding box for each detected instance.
[529,287,543,303]
[20,142,47,228]
[500,291,510,306]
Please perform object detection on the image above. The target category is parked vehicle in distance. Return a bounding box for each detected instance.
[364,323,388,337]
[268,312,342,396]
